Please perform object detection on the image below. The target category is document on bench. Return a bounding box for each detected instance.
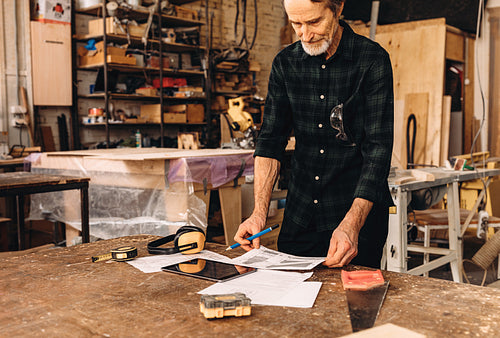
[198,270,322,308]
[230,246,325,270]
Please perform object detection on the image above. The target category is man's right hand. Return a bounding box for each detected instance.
[233,215,267,251]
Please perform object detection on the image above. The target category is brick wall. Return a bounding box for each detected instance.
[185,0,287,97]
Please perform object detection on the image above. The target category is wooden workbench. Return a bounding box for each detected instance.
[1,236,500,337]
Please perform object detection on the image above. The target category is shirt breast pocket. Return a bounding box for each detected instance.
[341,92,365,146]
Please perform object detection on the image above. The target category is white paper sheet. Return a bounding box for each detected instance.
[126,250,234,273]
[231,246,325,270]
[198,270,322,308]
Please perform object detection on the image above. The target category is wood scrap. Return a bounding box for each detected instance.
[20,87,35,147]
[393,169,435,185]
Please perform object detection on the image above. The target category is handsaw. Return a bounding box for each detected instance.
[342,270,389,332]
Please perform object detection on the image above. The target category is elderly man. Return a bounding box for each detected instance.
[234,0,394,268]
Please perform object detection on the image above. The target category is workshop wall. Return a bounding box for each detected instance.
[185,0,286,97]
[0,1,34,152]
[72,0,286,149]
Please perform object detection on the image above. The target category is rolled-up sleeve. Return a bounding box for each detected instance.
[353,50,394,204]
[254,56,293,163]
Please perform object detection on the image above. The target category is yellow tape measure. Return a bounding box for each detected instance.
[92,246,138,263]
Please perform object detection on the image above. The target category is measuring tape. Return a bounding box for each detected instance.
[92,246,138,263]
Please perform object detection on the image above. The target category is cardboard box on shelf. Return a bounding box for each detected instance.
[88,17,147,37]
[174,6,198,20]
[135,87,157,96]
[79,41,136,67]
[140,104,162,123]
[32,0,71,24]
[186,104,204,123]
[165,105,188,123]
[140,104,199,124]
[164,113,187,124]
[147,53,180,69]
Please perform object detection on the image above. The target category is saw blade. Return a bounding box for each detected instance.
[345,281,389,332]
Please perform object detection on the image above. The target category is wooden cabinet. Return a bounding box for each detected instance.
[30,21,72,106]
[353,18,475,168]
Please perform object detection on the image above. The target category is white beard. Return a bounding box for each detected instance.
[301,38,331,56]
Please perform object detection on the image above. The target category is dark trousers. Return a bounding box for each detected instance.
[277,205,389,268]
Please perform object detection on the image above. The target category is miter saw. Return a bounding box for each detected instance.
[221,97,257,149]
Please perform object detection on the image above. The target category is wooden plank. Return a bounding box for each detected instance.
[20,87,35,147]
[219,185,242,246]
[489,17,500,157]
[445,30,465,62]
[463,36,475,154]
[40,126,56,152]
[392,99,406,169]
[441,96,452,165]
[404,93,429,167]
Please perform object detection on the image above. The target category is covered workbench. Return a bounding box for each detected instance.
[1,235,500,337]
[27,148,254,246]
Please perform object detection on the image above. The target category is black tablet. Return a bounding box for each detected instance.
[161,259,256,282]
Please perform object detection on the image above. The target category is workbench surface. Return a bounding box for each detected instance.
[1,236,499,337]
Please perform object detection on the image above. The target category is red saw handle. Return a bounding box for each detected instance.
[341,270,385,291]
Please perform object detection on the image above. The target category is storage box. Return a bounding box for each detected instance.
[175,6,198,20]
[186,104,204,123]
[135,87,157,96]
[153,77,187,88]
[164,113,187,124]
[79,41,136,66]
[140,104,162,123]
[88,17,147,37]
[148,53,180,69]
[80,53,136,67]
[165,105,188,123]
[32,0,71,24]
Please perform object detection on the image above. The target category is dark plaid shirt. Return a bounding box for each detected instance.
[255,21,394,232]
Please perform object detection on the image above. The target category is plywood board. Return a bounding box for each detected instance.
[404,93,429,167]
[45,148,254,161]
[353,18,447,166]
[30,21,72,106]
[441,96,452,165]
[463,36,475,154]
[392,100,405,169]
[445,30,465,62]
[489,17,500,157]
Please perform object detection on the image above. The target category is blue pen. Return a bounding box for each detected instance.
[226,224,280,250]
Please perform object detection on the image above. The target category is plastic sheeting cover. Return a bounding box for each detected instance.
[26,151,254,240]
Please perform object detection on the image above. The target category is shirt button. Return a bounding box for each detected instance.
[313,199,319,204]
[315,176,320,181]
[320,95,325,100]
[320,149,325,154]
[318,123,323,128]
[321,64,326,69]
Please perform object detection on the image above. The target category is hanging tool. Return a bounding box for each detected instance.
[222,97,257,149]
[342,270,389,332]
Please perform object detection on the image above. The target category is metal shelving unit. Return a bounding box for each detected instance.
[71,0,209,149]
